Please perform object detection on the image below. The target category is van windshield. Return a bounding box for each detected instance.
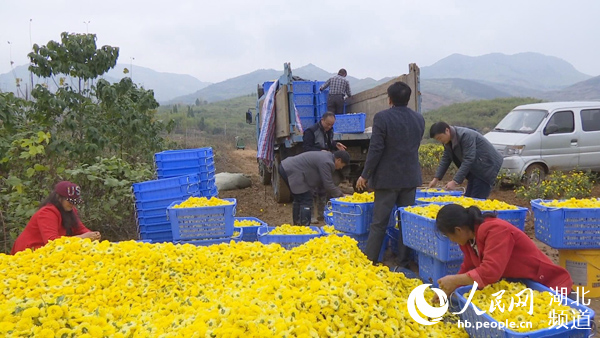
[493,109,547,133]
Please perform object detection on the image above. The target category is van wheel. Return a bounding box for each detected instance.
[523,164,546,187]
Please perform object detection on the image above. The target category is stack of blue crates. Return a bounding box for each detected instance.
[293,81,316,130]
[314,81,328,119]
[154,148,217,191]
[133,173,217,243]
[132,147,219,243]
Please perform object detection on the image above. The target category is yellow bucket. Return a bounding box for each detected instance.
[559,249,600,298]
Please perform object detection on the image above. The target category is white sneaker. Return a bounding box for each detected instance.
[311,218,319,224]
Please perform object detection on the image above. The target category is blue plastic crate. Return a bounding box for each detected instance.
[414,199,528,231]
[138,222,171,234]
[418,252,461,287]
[176,227,243,246]
[299,117,316,130]
[380,225,417,263]
[333,113,366,133]
[330,199,374,235]
[263,81,275,94]
[452,279,595,338]
[335,232,369,253]
[400,208,464,262]
[316,90,329,105]
[139,228,172,243]
[293,93,315,106]
[156,164,216,179]
[136,206,170,218]
[234,217,268,242]
[293,81,314,94]
[197,187,219,198]
[154,148,213,162]
[295,104,316,118]
[156,156,214,170]
[324,206,334,226]
[415,188,464,199]
[314,81,325,93]
[167,198,236,241]
[316,104,328,118]
[531,199,600,249]
[257,226,322,250]
[132,174,201,200]
[137,213,169,226]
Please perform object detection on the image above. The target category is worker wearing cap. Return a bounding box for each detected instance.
[11,181,101,254]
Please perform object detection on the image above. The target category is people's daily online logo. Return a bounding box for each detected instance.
[407,284,449,325]
[407,283,592,330]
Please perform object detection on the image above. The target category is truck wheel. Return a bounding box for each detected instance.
[523,164,546,187]
[259,162,272,185]
[272,158,292,203]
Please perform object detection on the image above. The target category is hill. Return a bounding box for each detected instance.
[421,52,591,90]
[423,97,544,135]
[541,75,600,101]
[0,64,211,102]
[420,78,511,112]
[166,64,394,105]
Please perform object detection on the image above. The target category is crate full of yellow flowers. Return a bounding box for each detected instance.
[167,196,237,241]
[531,198,600,249]
[257,224,323,249]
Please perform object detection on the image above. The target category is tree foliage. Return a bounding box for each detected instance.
[0,33,172,253]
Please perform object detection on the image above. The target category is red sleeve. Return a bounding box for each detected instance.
[37,207,63,243]
[457,245,476,274]
[72,208,91,235]
[466,224,515,288]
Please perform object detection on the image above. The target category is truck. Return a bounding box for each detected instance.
[248,63,421,203]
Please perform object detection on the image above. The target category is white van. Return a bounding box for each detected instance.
[484,101,600,184]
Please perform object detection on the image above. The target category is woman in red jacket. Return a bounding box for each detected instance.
[11,181,101,254]
[435,204,572,296]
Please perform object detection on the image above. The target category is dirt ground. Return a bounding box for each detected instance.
[215,147,599,330]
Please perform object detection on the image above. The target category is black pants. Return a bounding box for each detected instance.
[465,175,493,199]
[279,166,313,226]
[327,94,345,115]
[364,188,416,266]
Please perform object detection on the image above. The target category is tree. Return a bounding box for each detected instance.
[195,98,201,106]
[198,117,206,131]
[173,104,178,113]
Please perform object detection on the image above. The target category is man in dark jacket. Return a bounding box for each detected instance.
[356,81,425,266]
[303,112,347,223]
[302,112,347,152]
[280,150,350,226]
[428,122,503,199]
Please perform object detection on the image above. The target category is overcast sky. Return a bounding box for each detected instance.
[1,0,599,83]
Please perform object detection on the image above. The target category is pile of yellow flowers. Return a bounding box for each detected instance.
[234,219,263,227]
[419,196,518,210]
[419,188,456,193]
[1,236,468,337]
[336,192,374,203]
[172,196,233,208]
[322,225,342,234]
[540,197,600,208]
[269,224,320,235]
[466,280,579,332]
[405,204,443,220]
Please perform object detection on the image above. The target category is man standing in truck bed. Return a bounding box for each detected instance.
[320,69,352,115]
[356,81,425,268]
